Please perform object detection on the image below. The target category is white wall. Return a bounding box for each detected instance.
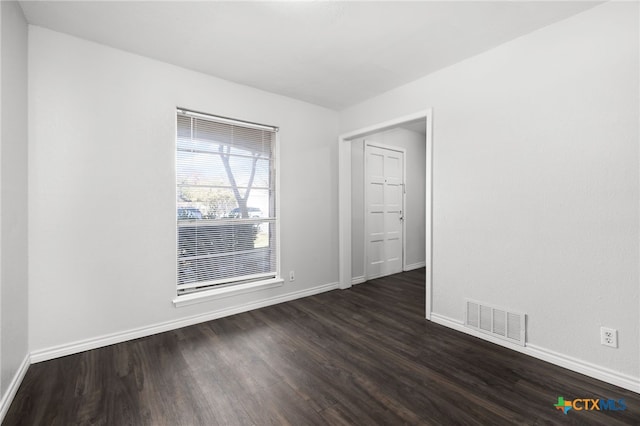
[0,0,28,403]
[351,128,426,279]
[341,2,640,380]
[28,27,339,354]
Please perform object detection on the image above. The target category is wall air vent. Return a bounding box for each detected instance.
[465,300,526,346]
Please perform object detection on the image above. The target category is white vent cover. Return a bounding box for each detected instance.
[465,300,526,346]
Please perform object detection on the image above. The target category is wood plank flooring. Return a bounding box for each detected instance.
[4,269,640,425]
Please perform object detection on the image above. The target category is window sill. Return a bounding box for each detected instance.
[173,278,284,308]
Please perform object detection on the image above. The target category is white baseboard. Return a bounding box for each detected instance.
[404,261,426,271]
[0,353,30,424]
[31,282,340,363]
[351,275,366,285]
[430,313,640,394]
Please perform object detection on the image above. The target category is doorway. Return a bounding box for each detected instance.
[338,109,433,319]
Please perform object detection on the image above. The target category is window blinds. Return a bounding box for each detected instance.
[176,109,278,294]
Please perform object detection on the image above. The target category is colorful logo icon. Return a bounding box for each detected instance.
[554,397,572,414]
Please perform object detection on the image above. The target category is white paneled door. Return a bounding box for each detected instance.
[365,144,405,279]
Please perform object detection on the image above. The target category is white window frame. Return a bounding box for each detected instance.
[173,108,282,307]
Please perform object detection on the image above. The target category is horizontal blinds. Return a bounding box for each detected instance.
[176,110,277,294]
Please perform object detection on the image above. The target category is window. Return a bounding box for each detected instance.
[176,109,278,295]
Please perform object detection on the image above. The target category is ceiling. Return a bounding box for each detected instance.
[19,1,602,110]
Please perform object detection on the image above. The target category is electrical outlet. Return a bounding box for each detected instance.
[600,327,618,348]
[289,270,295,282]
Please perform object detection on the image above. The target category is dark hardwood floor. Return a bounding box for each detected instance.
[4,269,639,425]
